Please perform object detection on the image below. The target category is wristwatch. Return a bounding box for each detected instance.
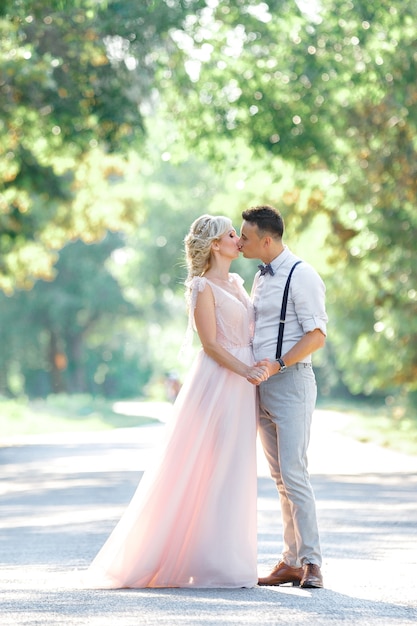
[276,357,287,372]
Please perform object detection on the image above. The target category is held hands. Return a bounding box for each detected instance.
[246,360,270,385]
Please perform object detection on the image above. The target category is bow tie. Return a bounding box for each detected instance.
[258,263,274,276]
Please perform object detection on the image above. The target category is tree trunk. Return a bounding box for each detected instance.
[48,329,67,393]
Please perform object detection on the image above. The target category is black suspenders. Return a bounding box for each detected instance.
[275,261,302,359]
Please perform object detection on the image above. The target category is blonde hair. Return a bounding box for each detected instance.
[184,214,233,283]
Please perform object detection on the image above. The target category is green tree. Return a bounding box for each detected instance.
[3,0,416,404]
[0,235,149,397]
[0,0,208,290]
[162,0,417,400]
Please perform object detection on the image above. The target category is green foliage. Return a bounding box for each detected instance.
[1,0,416,406]
[164,0,417,398]
[0,0,207,290]
[0,5,138,288]
[0,234,152,397]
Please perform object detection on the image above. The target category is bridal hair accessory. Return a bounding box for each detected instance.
[194,217,211,237]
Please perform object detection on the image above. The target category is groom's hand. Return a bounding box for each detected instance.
[247,361,270,385]
[255,358,282,378]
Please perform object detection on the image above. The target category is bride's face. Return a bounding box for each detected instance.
[215,229,240,259]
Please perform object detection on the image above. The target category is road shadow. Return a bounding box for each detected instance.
[1,437,416,624]
[0,584,415,626]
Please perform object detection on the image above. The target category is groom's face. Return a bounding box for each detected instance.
[238,221,263,259]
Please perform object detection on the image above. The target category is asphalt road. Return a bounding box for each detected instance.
[1,404,416,625]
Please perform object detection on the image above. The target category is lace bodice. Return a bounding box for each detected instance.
[185,274,254,351]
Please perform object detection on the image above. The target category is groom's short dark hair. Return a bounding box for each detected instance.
[242,205,284,238]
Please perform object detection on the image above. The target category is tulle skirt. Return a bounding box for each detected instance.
[85,347,258,588]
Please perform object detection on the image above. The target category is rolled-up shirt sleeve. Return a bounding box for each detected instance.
[292,265,328,337]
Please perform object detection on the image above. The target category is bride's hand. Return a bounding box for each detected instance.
[246,363,269,385]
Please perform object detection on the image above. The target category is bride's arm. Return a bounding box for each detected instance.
[194,284,267,383]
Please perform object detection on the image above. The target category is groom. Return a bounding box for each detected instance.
[239,204,327,588]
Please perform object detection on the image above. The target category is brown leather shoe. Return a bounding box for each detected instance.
[300,563,323,588]
[258,561,303,586]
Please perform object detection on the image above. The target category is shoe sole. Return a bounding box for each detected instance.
[258,580,301,587]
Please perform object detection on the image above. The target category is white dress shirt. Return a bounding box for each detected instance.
[251,246,328,363]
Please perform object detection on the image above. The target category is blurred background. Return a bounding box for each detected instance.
[0,0,416,451]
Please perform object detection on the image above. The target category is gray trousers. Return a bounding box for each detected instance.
[258,363,322,567]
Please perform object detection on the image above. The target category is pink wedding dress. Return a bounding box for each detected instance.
[86,274,258,588]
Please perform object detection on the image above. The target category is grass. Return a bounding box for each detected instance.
[0,394,158,440]
[1,394,416,457]
[318,398,417,456]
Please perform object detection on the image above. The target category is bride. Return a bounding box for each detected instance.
[85,214,268,589]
